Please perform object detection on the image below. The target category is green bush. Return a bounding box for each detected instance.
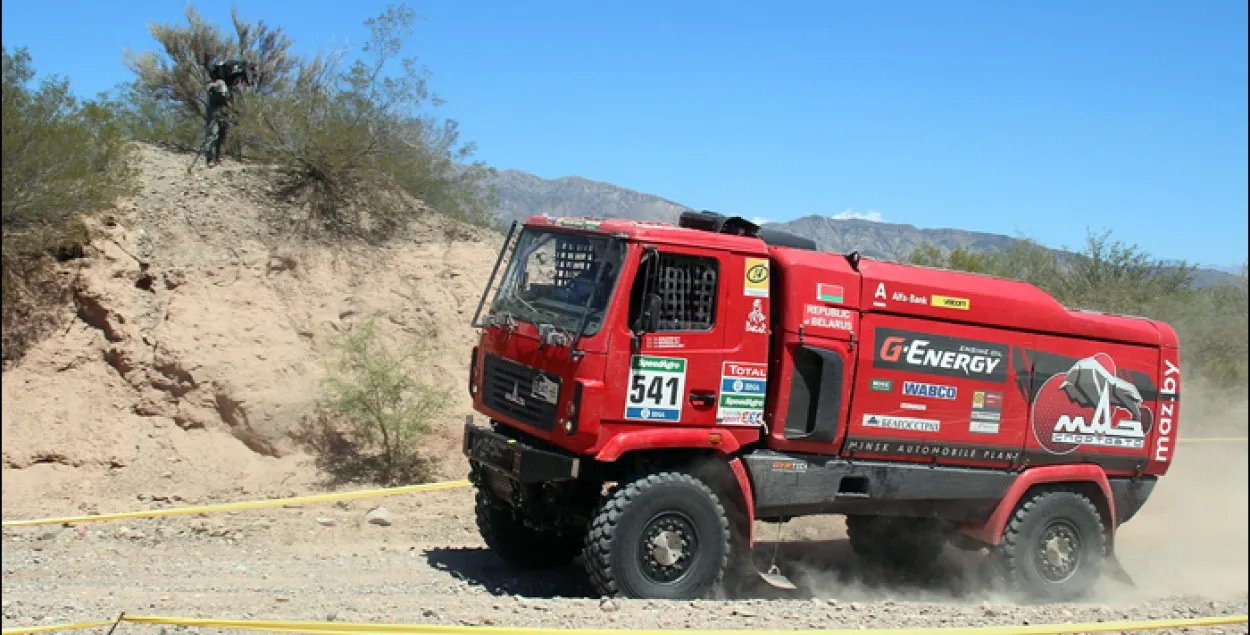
[237,4,497,238]
[312,318,452,486]
[2,47,136,362]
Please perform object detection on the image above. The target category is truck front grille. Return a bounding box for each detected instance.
[481,354,560,432]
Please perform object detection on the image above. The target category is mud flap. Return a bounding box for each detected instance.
[756,564,797,591]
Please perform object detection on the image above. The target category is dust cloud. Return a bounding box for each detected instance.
[746,385,1248,605]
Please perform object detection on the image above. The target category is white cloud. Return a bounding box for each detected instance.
[749,217,771,225]
[832,209,885,222]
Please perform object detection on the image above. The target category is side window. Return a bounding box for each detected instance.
[629,252,719,332]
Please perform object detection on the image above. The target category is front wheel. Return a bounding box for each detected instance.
[583,472,731,599]
[475,487,582,570]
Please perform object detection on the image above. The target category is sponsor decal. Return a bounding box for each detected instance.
[744,258,770,298]
[1030,353,1153,454]
[873,327,1009,383]
[931,294,971,310]
[553,217,602,230]
[803,304,854,331]
[844,437,1020,463]
[869,378,894,392]
[647,335,684,349]
[1155,358,1180,462]
[970,390,1003,435]
[862,414,941,433]
[716,361,767,426]
[745,298,768,334]
[872,283,888,308]
[531,374,560,405]
[817,283,845,303]
[625,355,687,422]
[900,402,927,411]
[902,381,958,400]
[770,459,808,473]
[892,291,930,305]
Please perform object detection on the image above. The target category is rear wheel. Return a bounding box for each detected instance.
[991,489,1106,601]
[475,487,582,570]
[583,472,731,599]
[845,515,946,573]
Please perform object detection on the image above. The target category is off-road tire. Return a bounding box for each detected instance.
[991,489,1107,602]
[583,472,731,599]
[474,487,581,570]
[845,515,946,573]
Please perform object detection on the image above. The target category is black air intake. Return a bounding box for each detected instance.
[678,210,816,251]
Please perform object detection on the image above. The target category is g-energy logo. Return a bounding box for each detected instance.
[873,327,1009,383]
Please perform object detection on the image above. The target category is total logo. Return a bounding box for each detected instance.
[1031,353,1153,454]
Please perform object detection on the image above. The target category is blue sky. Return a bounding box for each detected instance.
[3,0,1246,268]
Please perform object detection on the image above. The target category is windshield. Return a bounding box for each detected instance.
[488,227,625,337]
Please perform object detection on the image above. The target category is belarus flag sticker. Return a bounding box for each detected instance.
[817,283,844,303]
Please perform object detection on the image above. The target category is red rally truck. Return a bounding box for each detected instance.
[462,211,1181,601]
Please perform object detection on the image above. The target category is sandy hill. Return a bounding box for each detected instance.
[1,144,504,518]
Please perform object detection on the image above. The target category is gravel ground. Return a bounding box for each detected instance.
[2,484,1247,635]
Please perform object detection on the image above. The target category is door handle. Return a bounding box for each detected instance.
[688,391,716,407]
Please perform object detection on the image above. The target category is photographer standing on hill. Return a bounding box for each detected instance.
[201,59,251,168]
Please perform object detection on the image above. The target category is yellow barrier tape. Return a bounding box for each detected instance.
[0,479,471,528]
[0,613,1237,635]
[1,621,115,635]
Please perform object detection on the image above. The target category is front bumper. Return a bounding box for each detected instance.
[462,417,581,485]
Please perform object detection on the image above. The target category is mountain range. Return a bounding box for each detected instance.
[487,170,1244,288]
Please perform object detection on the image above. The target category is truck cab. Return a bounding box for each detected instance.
[463,211,1180,602]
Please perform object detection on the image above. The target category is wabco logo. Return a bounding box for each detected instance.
[873,327,1008,383]
[902,381,957,400]
[1031,353,1154,454]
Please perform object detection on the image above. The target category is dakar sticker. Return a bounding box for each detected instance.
[862,414,941,433]
[931,294,971,310]
[817,283,844,304]
[625,355,687,422]
[744,258,770,298]
[969,389,1003,434]
[746,299,768,334]
[716,361,767,426]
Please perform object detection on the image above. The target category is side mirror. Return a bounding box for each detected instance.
[642,293,663,333]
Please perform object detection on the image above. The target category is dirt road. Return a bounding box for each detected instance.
[3,443,1246,634]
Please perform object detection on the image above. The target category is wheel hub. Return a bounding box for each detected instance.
[1036,521,1081,583]
[638,512,698,584]
[650,530,685,566]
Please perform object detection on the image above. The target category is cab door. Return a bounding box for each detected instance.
[606,244,756,429]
